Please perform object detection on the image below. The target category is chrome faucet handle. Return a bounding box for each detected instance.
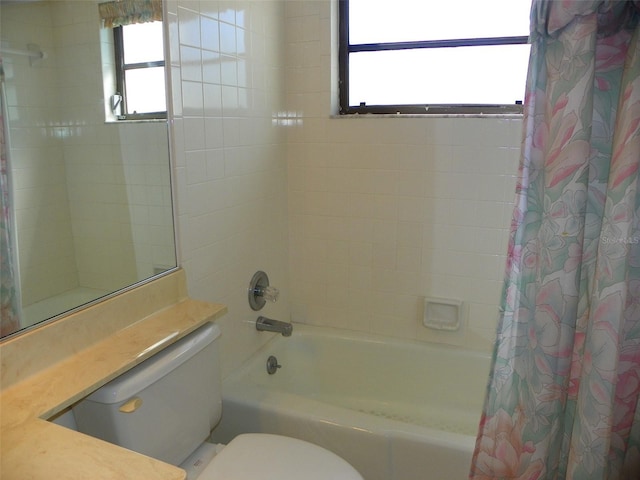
[256,284,280,303]
[248,271,279,311]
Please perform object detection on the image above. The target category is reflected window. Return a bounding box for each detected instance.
[339,0,532,114]
[114,21,166,120]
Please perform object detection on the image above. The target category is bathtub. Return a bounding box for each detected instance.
[211,324,491,480]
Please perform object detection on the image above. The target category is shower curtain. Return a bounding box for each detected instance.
[0,61,21,336]
[470,1,640,479]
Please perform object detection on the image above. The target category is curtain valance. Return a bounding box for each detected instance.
[98,0,162,28]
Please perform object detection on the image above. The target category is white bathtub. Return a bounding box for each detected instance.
[211,324,491,480]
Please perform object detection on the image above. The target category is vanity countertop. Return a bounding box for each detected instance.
[0,276,227,480]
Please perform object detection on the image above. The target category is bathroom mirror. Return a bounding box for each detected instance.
[0,0,176,339]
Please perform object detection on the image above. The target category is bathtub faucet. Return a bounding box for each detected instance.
[256,316,293,337]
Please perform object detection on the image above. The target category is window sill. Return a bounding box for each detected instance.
[330,113,523,119]
[105,118,168,125]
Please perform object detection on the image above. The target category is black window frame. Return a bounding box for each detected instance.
[338,0,529,115]
[113,23,167,121]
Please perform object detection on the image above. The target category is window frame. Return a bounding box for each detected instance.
[113,23,167,121]
[338,0,529,115]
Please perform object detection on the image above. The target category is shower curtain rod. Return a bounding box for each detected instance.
[0,45,44,60]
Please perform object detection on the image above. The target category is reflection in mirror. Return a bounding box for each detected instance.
[0,0,176,339]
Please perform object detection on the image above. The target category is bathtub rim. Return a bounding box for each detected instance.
[219,379,480,453]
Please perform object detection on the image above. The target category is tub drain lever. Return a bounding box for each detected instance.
[266,355,281,375]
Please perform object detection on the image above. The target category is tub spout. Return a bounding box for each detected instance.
[256,316,293,337]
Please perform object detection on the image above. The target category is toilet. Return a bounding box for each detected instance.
[72,322,363,480]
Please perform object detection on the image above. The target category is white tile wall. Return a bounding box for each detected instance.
[7,0,522,365]
[169,0,290,378]
[3,1,77,305]
[169,0,523,370]
[3,0,520,371]
[283,1,522,352]
[4,0,175,310]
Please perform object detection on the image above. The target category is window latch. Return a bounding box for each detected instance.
[111,93,122,116]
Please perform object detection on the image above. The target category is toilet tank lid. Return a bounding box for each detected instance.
[85,322,221,404]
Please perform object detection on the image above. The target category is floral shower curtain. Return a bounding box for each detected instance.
[470,1,640,479]
[0,61,20,336]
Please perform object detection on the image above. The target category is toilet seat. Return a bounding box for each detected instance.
[198,433,362,480]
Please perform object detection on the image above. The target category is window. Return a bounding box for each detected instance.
[113,21,166,120]
[339,0,532,114]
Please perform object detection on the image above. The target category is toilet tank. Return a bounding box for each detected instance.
[73,323,222,466]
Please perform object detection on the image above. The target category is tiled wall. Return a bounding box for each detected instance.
[55,1,174,289]
[2,2,78,306]
[168,0,290,377]
[284,1,522,352]
[3,1,173,312]
[6,0,522,364]
[168,0,522,367]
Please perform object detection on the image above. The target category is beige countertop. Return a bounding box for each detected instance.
[0,270,228,480]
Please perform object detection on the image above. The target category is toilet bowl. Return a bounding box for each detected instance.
[72,323,363,480]
[183,433,362,480]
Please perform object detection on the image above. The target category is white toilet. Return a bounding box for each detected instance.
[72,322,363,480]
